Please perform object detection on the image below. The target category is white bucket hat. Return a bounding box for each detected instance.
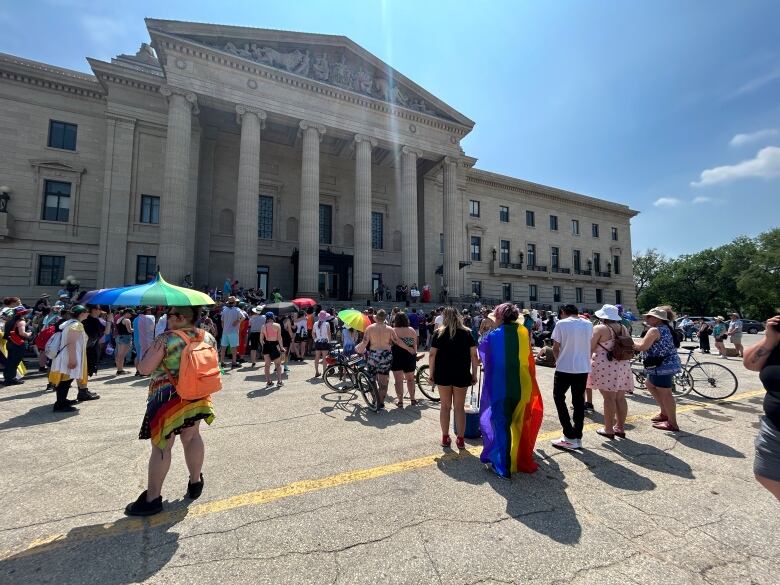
[595,304,621,321]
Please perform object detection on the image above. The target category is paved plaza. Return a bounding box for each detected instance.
[0,334,777,584]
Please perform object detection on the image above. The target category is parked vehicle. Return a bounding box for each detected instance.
[740,319,765,334]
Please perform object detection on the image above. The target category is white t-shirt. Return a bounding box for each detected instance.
[434,314,444,328]
[313,320,330,342]
[249,314,266,332]
[221,306,242,335]
[551,316,593,374]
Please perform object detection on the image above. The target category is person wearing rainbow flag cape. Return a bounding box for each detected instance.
[478,303,544,478]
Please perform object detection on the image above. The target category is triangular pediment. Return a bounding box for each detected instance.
[146,19,473,128]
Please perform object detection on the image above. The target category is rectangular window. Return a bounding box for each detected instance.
[596,288,603,304]
[42,180,71,222]
[439,233,444,254]
[575,287,583,304]
[572,219,580,235]
[139,195,160,225]
[613,255,621,275]
[37,255,65,286]
[529,284,538,302]
[611,226,618,241]
[469,200,480,217]
[500,239,510,264]
[471,280,482,298]
[526,210,535,227]
[499,206,509,222]
[502,283,512,302]
[257,265,269,297]
[593,252,601,273]
[615,289,622,305]
[573,249,581,272]
[371,211,383,249]
[258,195,273,239]
[527,243,536,267]
[553,285,561,303]
[470,235,482,261]
[551,246,560,270]
[319,203,332,245]
[592,223,600,238]
[136,255,156,284]
[47,120,77,151]
[550,214,558,231]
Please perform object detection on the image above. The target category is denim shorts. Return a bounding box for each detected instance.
[647,373,673,388]
[115,335,132,346]
[754,416,780,482]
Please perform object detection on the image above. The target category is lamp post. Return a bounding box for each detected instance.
[0,186,10,213]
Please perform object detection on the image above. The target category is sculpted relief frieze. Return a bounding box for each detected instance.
[210,41,449,120]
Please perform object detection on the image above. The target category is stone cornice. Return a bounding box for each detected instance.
[88,58,163,96]
[0,52,104,101]
[466,169,639,218]
[150,32,472,137]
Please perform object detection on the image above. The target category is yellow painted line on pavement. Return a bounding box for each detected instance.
[0,388,764,561]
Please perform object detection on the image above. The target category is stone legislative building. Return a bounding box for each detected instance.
[0,19,638,309]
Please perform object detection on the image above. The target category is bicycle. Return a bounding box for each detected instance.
[631,357,694,397]
[322,350,380,412]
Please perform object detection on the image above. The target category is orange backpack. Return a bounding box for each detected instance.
[163,329,222,400]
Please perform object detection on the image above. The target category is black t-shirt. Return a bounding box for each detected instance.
[83,315,103,342]
[431,327,476,387]
[760,344,780,428]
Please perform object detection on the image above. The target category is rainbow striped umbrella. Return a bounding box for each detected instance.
[337,309,371,332]
[81,273,214,307]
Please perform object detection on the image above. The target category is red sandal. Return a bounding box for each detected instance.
[441,434,452,447]
[652,421,680,432]
[650,413,668,423]
[456,436,465,449]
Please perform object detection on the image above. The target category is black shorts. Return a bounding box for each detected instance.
[314,340,331,351]
[294,333,308,343]
[391,346,416,373]
[248,332,262,352]
[262,341,281,360]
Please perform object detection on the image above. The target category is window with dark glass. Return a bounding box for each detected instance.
[140,195,160,224]
[575,287,583,303]
[596,288,603,304]
[499,206,509,222]
[550,215,558,231]
[319,204,332,244]
[469,200,480,217]
[258,195,273,239]
[592,223,600,238]
[529,284,538,302]
[48,120,77,150]
[257,265,269,296]
[593,252,601,273]
[471,235,482,261]
[573,249,581,272]
[613,255,621,275]
[572,219,580,235]
[471,280,482,297]
[136,255,156,284]
[553,285,561,303]
[371,211,383,249]
[42,180,71,222]
[551,246,559,270]
[611,227,618,241]
[526,210,535,227]
[527,243,536,267]
[615,289,622,305]
[502,283,511,301]
[500,239,510,264]
[37,255,65,286]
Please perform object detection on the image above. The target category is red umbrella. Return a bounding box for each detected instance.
[292,298,317,309]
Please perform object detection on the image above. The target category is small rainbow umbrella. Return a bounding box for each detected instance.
[81,273,214,307]
[338,309,371,332]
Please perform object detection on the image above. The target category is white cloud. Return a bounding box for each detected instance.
[692,196,714,204]
[691,146,780,187]
[730,128,778,147]
[653,197,682,208]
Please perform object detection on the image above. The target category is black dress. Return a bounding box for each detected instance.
[431,328,476,387]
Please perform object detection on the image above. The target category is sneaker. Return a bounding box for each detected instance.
[38,366,48,373]
[53,402,78,413]
[77,389,100,402]
[125,490,163,516]
[186,473,204,500]
[552,436,581,451]
[4,379,23,386]
[456,436,466,449]
[441,434,452,448]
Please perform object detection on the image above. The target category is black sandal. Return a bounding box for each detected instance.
[187,473,204,500]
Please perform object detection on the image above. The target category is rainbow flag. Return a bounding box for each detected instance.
[478,323,543,476]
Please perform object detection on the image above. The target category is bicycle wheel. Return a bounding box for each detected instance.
[688,362,738,399]
[356,370,380,412]
[415,365,440,402]
[633,370,647,390]
[671,369,693,397]
[323,364,355,392]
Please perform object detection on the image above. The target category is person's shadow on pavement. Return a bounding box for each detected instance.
[0,503,189,585]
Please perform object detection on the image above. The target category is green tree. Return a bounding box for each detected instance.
[633,249,667,305]
[737,228,780,319]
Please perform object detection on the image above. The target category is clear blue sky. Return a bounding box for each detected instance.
[2,0,778,257]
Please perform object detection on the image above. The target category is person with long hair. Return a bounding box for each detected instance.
[261,312,285,386]
[429,307,479,449]
[126,306,217,516]
[312,311,332,377]
[390,311,418,408]
[355,309,396,409]
[114,308,134,375]
[633,306,682,432]
[3,306,31,386]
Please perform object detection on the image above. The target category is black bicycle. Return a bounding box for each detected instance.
[322,351,380,411]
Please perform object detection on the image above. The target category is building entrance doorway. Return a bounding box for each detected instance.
[318,270,340,300]
[291,249,353,300]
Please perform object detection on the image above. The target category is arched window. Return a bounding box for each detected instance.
[286,217,299,241]
[219,209,234,235]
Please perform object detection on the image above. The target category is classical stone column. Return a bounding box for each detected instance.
[158,86,198,283]
[353,134,377,300]
[400,146,421,287]
[443,156,461,297]
[233,105,267,289]
[298,121,325,297]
